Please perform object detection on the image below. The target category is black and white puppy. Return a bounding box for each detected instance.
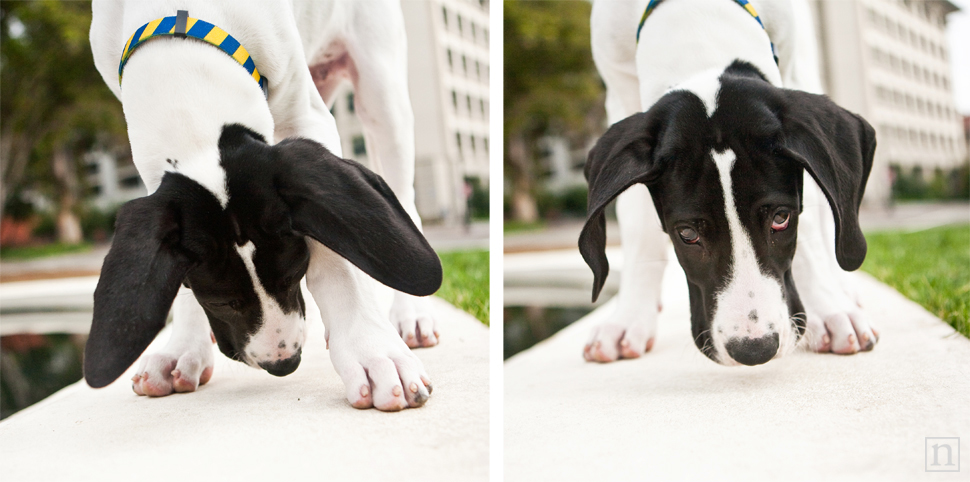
[581,0,877,366]
[84,1,440,411]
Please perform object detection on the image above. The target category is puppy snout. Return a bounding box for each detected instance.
[258,352,302,377]
[724,333,779,366]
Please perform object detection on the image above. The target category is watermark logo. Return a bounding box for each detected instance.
[925,437,960,472]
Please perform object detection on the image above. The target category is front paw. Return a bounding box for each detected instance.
[131,333,215,396]
[803,311,878,354]
[390,292,439,348]
[583,306,659,363]
[330,326,433,411]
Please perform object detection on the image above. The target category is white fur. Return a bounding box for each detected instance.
[93,0,436,408]
[708,150,794,365]
[234,242,306,367]
[588,0,874,363]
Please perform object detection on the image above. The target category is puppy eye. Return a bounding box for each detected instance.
[771,211,790,231]
[211,300,244,310]
[678,227,700,244]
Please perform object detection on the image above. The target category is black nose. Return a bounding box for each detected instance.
[259,354,301,377]
[724,333,779,366]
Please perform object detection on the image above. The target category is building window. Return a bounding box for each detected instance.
[470,135,476,153]
[475,60,481,81]
[347,92,355,113]
[452,90,458,111]
[456,132,463,153]
[466,95,472,113]
[462,55,468,75]
[484,28,489,44]
[352,136,366,156]
[457,14,463,35]
[447,49,453,70]
[442,6,448,27]
[471,23,477,42]
[479,98,486,117]
[483,137,489,153]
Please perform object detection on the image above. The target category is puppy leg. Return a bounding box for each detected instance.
[344,8,438,348]
[584,6,667,362]
[305,240,432,411]
[584,186,669,362]
[793,175,877,354]
[131,287,215,396]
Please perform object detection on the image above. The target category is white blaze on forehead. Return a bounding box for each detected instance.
[669,67,723,117]
[162,151,229,208]
[709,149,793,364]
[234,241,305,366]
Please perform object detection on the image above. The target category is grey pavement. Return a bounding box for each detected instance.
[0,294,489,482]
[505,248,970,481]
[503,201,970,253]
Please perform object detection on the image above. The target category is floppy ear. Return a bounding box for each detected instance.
[84,175,204,388]
[579,98,681,302]
[274,138,442,297]
[778,90,875,271]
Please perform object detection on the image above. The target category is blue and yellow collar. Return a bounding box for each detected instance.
[636,0,778,65]
[118,10,268,98]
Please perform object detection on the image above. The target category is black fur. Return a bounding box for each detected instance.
[84,125,442,388]
[579,61,874,360]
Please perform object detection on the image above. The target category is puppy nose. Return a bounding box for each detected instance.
[258,353,301,377]
[724,333,779,366]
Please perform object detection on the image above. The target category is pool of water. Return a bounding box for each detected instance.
[504,306,593,359]
[1,333,86,420]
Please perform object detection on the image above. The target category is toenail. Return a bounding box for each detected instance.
[848,334,856,346]
[421,332,429,339]
[360,385,369,398]
[409,382,418,393]
[861,333,869,343]
[407,333,415,340]
[822,334,830,345]
[620,340,629,348]
[171,369,180,378]
[392,386,402,397]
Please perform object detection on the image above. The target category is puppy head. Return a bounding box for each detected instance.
[83,125,442,388]
[580,61,875,366]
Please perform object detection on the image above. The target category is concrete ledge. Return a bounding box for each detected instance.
[505,252,969,481]
[0,296,489,481]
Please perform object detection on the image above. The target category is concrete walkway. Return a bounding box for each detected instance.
[0,292,489,481]
[504,248,969,481]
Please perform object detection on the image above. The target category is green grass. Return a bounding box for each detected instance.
[0,242,93,261]
[861,224,969,338]
[503,220,546,233]
[437,249,489,325]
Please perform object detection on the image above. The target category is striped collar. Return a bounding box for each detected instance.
[636,0,778,65]
[118,10,268,98]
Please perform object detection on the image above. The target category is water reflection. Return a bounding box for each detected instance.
[504,306,592,359]
[0,334,86,420]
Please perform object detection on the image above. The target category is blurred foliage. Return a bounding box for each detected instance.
[536,185,588,220]
[504,1,604,221]
[465,176,490,220]
[1,1,127,229]
[891,164,970,201]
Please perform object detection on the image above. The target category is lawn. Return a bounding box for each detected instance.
[437,249,489,325]
[861,224,969,338]
[0,242,93,261]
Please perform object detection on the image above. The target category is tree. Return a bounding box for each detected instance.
[1,1,127,242]
[504,0,605,222]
